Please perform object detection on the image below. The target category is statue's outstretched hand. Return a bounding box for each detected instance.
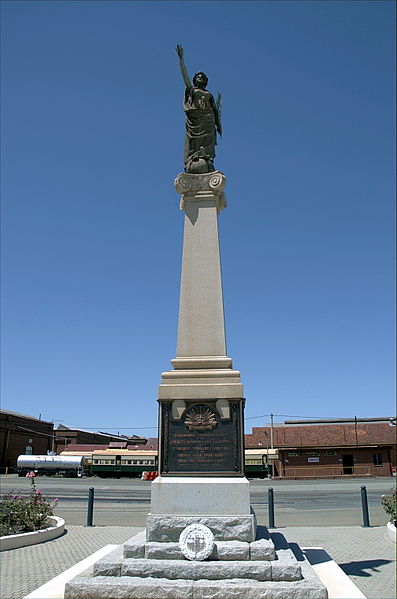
[176,45,191,88]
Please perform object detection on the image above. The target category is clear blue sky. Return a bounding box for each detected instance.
[1,1,395,436]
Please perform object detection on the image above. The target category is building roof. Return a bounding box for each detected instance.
[144,438,158,451]
[92,449,157,456]
[59,444,110,452]
[56,424,147,442]
[245,419,397,449]
[283,417,396,426]
[0,409,53,425]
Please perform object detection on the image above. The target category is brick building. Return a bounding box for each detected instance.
[245,418,396,478]
[53,425,147,454]
[0,413,149,472]
[0,410,54,472]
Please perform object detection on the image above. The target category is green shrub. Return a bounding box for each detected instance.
[381,489,397,526]
[0,472,58,536]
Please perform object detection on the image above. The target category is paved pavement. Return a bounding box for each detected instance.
[281,526,396,599]
[0,526,141,599]
[0,525,395,599]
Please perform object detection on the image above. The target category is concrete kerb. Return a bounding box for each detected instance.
[302,549,366,599]
[0,516,65,551]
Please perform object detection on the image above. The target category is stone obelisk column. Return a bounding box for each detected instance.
[149,171,255,541]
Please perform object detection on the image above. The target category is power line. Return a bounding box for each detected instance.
[64,426,158,430]
[60,413,394,432]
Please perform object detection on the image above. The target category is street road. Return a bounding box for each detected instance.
[1,475,393,528]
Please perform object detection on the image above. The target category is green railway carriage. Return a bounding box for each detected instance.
[59,447,274,478]
[91,450,158,477]
[244,449,273,478]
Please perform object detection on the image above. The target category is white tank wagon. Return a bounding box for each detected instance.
[17,454,86,477]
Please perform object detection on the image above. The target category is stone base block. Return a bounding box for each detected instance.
[145,541,182,560]
[93,546,123,577]
[250,537,276,561]
[66,576,192,599]
[94,551,301,583]
[66,572,327,599]
[120,559,273,581]
[150,477,251,516]
[124,530,146,558]
[271,560,302,582]
[124,530,273,562]
[212,540,250,561]
[146,514,256,542]
[144,539,270,561]
[97,556,303,584]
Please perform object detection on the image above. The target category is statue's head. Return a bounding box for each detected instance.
[193,72,208,89]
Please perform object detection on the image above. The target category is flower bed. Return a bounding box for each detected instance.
[0,515,65,551]
[0,470,63,550]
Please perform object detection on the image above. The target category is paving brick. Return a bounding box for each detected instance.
[0,525,395,599]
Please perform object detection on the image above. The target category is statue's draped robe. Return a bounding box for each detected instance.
[183,87,217,172]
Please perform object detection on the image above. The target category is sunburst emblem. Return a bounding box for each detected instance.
[184,406,217,431]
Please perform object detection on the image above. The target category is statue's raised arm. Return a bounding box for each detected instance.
[176,45,191,88]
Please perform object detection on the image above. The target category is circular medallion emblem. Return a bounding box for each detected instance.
[179,524,214,561]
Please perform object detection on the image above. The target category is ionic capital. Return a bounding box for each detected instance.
[174,171,227,213]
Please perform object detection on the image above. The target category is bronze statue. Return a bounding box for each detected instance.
[176,45,222,174]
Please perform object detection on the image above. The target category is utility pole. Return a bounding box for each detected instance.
[270,413,274,450]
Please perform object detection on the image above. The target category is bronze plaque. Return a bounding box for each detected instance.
[160,401,244,476]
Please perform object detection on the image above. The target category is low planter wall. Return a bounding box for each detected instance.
[0,516,65,551]
[386,521,396,543]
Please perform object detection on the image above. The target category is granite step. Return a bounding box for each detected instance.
[93,547,302,582]
[66,573,328,599]
[124,530,276,561]
[146,514,256,542]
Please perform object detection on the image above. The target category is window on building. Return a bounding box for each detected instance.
[25,446,33,455]
[373,453,383,466]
